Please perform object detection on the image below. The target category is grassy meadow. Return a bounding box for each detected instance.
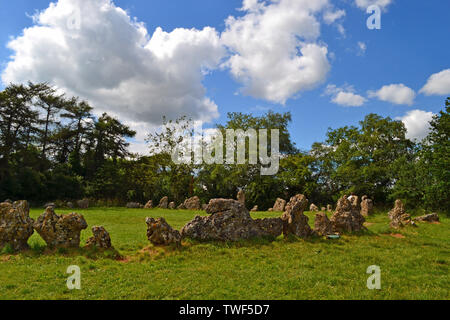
[0,207,448,300]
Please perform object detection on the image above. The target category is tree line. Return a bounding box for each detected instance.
[0,82,448,213]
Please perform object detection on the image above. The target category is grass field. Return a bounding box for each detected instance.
[0,207,448,300]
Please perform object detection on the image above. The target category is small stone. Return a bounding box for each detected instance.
[77,199,89,209]
[168,202,176,209]
[314,212,333,236]
[182,196,201,210]
[388,199,413,229]
[144,200,153,209]
[146,217,181,246]
[330,195,365,233]
[158,196,169,209]
[309,204,319,212]
[281,194,313,238]
[126,202,142,209]
[272,198,286,212]
[85,226,112,249]
[414,213,440,223]
[327,205,333,212]
[250,205,259,212]
[361,196,374,217]
[237,190,245,206]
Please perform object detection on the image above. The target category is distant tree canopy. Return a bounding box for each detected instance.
[0,83,448,213]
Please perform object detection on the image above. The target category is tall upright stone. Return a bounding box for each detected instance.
[0,201,34,251]
[330,195,365,233]
[281,194,313,238]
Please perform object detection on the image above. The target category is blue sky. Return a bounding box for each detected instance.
[1,0,449,152]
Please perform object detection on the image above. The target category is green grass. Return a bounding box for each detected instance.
[0,207,448,300]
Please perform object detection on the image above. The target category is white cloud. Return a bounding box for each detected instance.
[324,9,346,24]
[2,0,225,129]
[325,84,366,107]
[368,84,416,105]
[221,0,331,104]
[397,110,435,141]
[420,69,450,96]
[355,0,393,11]
[357,42,367,55]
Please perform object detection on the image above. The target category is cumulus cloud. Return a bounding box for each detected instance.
[2,0,225,128]
[323,9,346,25]
[354,0,393,11]
[368,84,416,105]
[420,69,450,96]
[397,110,435,141]
[221,0,331,104]
[325,84,366,107]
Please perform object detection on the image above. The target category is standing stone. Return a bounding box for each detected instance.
[388,200,413,228]
[273,198,286,212]
[66,202,74,209]
[251,205,259,212]
[314,212,333,236]
[144,200,153,209]
[309,204,319,212]
[34,207,88,248]
[202,204,208,211]
[281,194,313,238]
[4,199,13,204]
[237,190,245,206]
[77,199,89,209]
[168,202,176,209]
[181,199,283,241]
[327,205,333,212]
[414,213,439,223]
[85,226,112,249]
[158,196,169,209]
[330,195,365,233]
[146,217,181,246]
[360,196,374,217]
[44,202,56,209]
[0,201,34,251]
[182,196,202,210]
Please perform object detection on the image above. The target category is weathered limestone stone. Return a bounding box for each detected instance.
[158,196,169,209]
[314,212,333,236]
[388,199,413,228]
[361,196,374,217]
[126,202,142,209]
[145,217,181,246]
[66,202,74,209]
[44,202,56,209]
[414,213,439,223]
[327,205,333,212]
[0,201,34,251]
[237,190,245,206]
[330,195,365,233]
[268,208,274,212]
[181,199,283,241]
[144,200,153,209]
[309,204,319,212]
[202,204,208,211]
[86,226,112,249]
[273,198,286,212]
[4,199,13,204]
[183,196,202,210]
[77,199,89,209]
[251,205,259,212]
[34,207,88,248]
[168,202,176,209]
[281,194,313,238]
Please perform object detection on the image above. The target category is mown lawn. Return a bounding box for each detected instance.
[0,207,448,300]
